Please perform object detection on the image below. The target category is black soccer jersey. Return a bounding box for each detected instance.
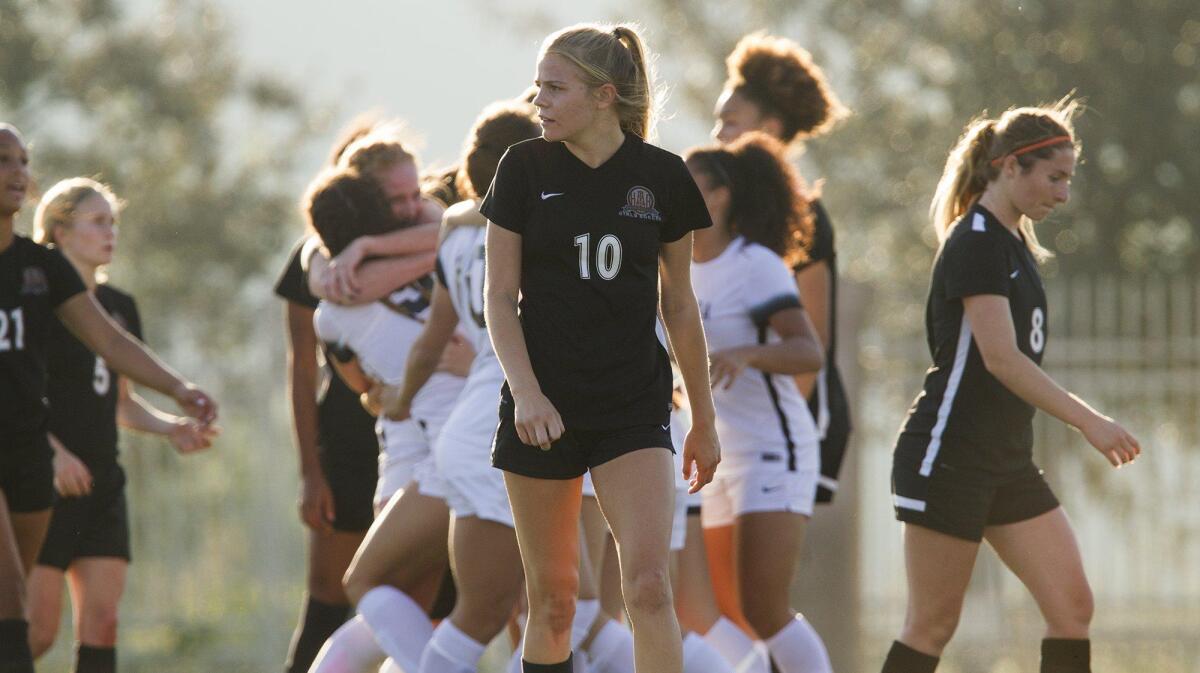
[273,238,377,453]
[794,200,853,501]
[899,204,1048,474]
[1,235,87,444]
[45,285,141,468]
[480,134,712,429]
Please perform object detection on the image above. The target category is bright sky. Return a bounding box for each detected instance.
[128,0,711,170]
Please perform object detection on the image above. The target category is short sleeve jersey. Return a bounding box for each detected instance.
[0,235,87,443]
[45,285,141,469]
[900,204,1048,474]
[313,274,464,420]
[480,134,712,429]
[693,239,818,471]
[273,237,376,450]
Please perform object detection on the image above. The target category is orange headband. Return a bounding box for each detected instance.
[991,135,1072,166]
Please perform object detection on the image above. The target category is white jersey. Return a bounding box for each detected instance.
[692,238,818,473]
[314,276,463,422]
[435,206,501,379]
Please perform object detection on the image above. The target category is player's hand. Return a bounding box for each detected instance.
[328,239,368,302]
[513,389,564,450]
[376,383,412,421]
[299,470,336,533]
[53,445,93,498]
[168,418,219,454]
[709,347,751,390]
[436,334,476,378]
[172,382,218,425]
[1080,413,1141,467]
[682,420,720,494]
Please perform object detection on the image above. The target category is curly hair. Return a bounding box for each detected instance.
[723,32,848,143]
[685,132,814,266]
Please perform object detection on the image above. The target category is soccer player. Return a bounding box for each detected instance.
[0,123,215,673]
[25,178,219,673]
[684,133,831,673]
[883,99,1140,673]
[483,23,720,673]
[275,118,437,673]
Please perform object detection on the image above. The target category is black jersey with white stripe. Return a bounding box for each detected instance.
[480,134,712,429]
[899,204,1047,474]
[45,284,141,469]
[1,235,87,443]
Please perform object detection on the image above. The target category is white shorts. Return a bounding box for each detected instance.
[700,465,818,528]
[375,413,448,507]
[435,372,511,527]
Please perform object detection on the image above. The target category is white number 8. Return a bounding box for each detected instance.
[1030,307,1045,354]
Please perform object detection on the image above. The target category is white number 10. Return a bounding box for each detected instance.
[574,233,623,280]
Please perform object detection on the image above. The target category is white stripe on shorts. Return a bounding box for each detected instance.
[893,495,927,512]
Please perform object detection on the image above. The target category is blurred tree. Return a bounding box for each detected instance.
[642,0,1199,283]
[1,1,319,669]
[1,0,317,409]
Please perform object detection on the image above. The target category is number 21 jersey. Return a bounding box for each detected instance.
[899,204,1048,474]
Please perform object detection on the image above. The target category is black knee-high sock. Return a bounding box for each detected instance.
[0,619,35,673]
[523,652,574,672]
[882,640,939,673]
[75,644,116,673]
[284,596,350,673]
[1041,638,1090,673]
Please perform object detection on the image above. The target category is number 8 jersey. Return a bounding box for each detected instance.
[898,204,1048,474]
[480,134,711,429]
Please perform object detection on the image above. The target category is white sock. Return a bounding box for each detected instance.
[377,660,401,673]
[308,615,386,673]
[704,617,768,673]
[417,619,486,673]
[571,599,602,650]
[764,615,832,673]
[684,631,736,673]
[356,586,433,673]
[585,620,635,673]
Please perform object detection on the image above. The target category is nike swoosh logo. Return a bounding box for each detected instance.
[541,192,564,200]
[761,485,784,493]
[1010,269,1020,278]
[661,424,670,431]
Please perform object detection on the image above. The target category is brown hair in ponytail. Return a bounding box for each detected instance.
[931,96,1081,261]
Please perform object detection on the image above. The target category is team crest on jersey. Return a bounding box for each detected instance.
[20,267,48,296]
[618,186,662,222]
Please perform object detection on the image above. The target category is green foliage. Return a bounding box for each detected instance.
[644,0,1199,283]
[1,0,317,407]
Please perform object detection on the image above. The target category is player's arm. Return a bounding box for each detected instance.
[964,294,1140,466]
[55,293,216,424]
[284,300,335,531]
[793,260,831,396]
[385,280,461,421]
[709,306,824,390]
[659,232,720,491]
[484,222,563,449]
[116,377,218,453]
[326,347,372,397]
